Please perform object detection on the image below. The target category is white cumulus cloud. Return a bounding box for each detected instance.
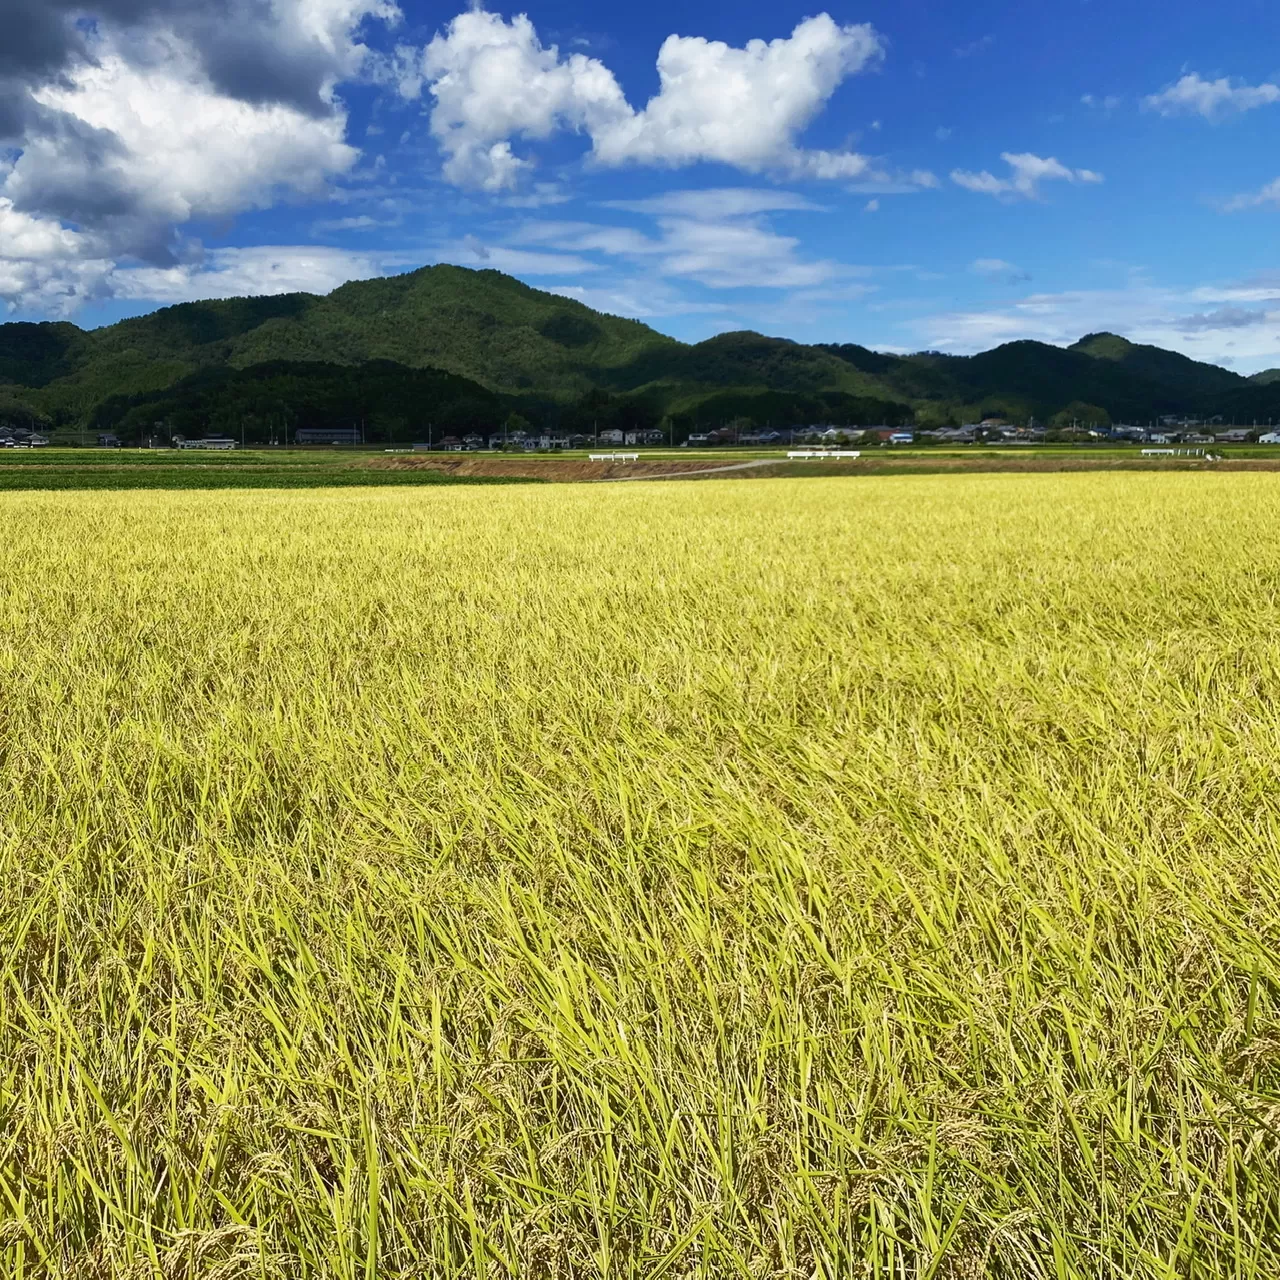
[15,35,358,232]
[401,9,884,190]
[589,15,882,177]
[1144,73,1280,120]
[951,152,1103,200]
[0,198,86,261]
[411,9,629,190]
[0,199,111,315]
[0,0,396,312]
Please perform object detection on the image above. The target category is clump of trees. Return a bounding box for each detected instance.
[0,392,51,432]
[1051,401,1112,429]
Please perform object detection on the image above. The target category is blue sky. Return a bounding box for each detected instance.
[4,0,1280,368]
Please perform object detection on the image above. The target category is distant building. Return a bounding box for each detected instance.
[489,429,528,449]
[0,427,50,447]
[177,437,237,450]
[296,426,361,445]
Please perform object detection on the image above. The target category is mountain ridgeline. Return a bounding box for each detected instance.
[2,264,1279,441]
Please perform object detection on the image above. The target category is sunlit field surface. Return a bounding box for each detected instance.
[2,475,1279,1278]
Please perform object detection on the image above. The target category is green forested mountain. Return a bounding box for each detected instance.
[818,333,1277,425]
[3,264,1280,440]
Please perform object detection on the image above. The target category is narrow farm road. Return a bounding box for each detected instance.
[596,459,785,481]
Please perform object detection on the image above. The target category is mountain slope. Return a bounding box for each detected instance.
[222,267,679,392]
[0,266,683,421]
[822,332,1270,422]
[608,331,884,397]
[0,322,93,388]
[90,359,505,440]
[4,267,1280,435]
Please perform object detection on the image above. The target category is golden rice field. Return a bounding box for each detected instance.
[2,473,1279,1279]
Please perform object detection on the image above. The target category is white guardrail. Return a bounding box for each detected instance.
[787,450,861,459]
[589,452,640,461]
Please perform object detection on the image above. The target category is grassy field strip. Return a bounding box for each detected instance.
[0,475,1278,1276]
[0,446,1271,495]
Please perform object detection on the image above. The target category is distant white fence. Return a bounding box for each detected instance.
[589,452,640,461]
[787,449,861,459]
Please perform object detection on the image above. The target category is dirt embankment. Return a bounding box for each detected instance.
[363,452,1280,483]
[365,456,739,481]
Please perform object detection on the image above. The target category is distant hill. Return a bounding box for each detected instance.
[3,265,1280,440]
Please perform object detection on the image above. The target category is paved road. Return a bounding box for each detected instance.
[597,459,784,482]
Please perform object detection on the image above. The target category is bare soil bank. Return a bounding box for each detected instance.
[366,453,1280,482]
[367,456,741,481]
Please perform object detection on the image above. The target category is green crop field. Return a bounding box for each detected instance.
[0,449,534,491]
[1,474,1278,1278]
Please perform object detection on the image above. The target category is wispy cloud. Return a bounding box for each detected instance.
[311,215,401,233]
[971,257,1032,283]
[476,187,877,300]
[952,152,1103,200]
[109,247,424,305]
[906,274,1280,372]
[508,213,859,290]
[1144,72,1280,119]
[954,34,993,59]
[499,183,574,209]
[546,282,729,319]
[1223,177,1280,212]
[844,170,939,195]
[1178,306,1271,331]
[449,237,603,274]
[601,189,825,219]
